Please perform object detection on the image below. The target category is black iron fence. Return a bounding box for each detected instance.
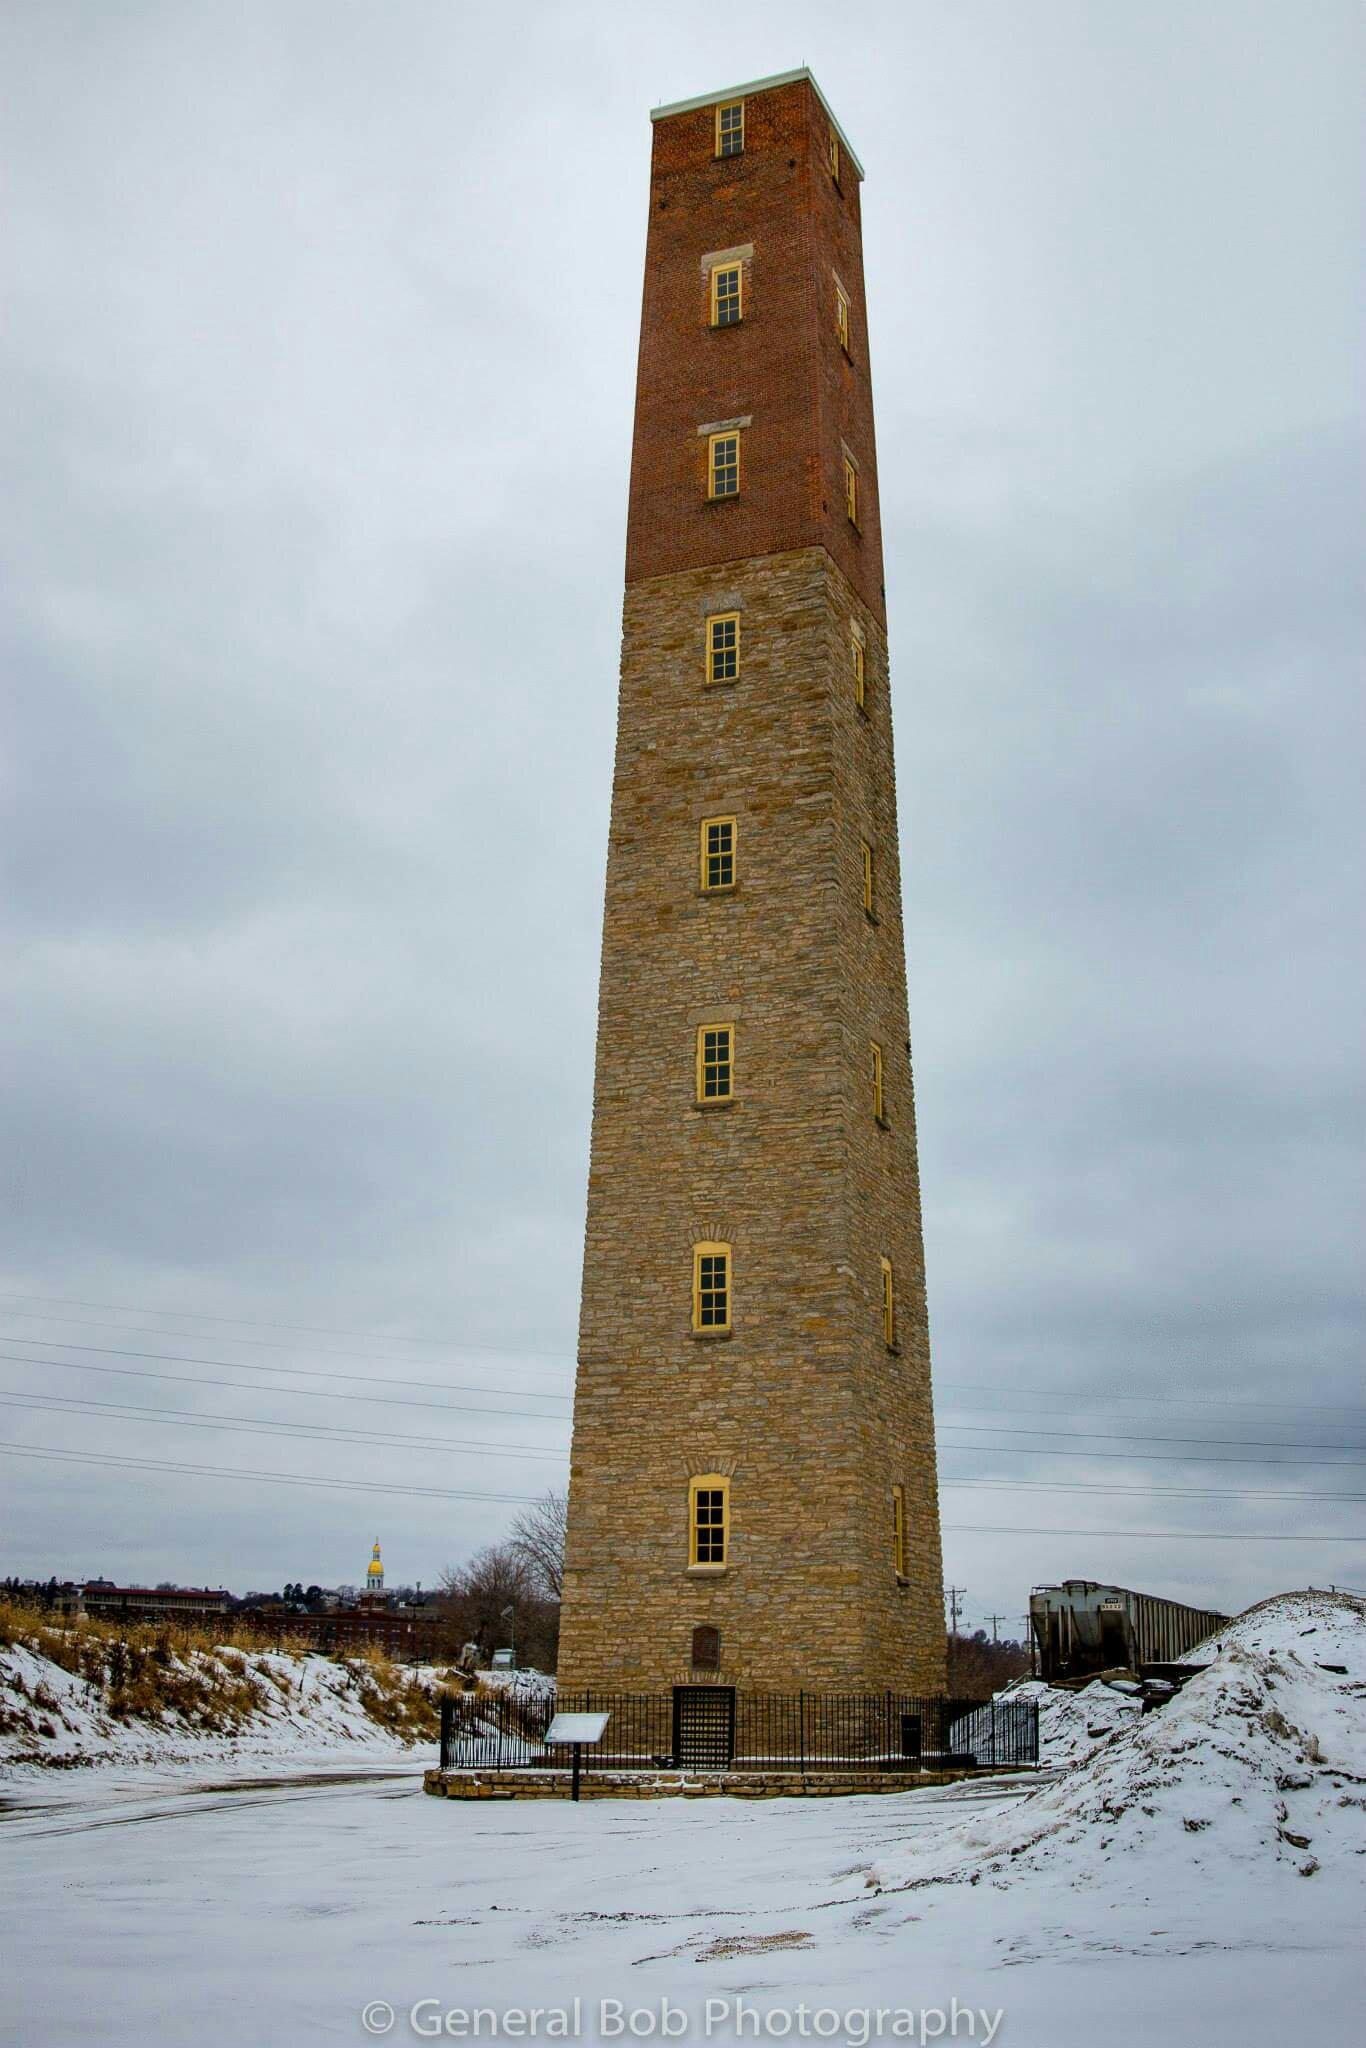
[438,1688,1038,1774]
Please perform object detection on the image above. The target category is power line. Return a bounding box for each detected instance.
[0,1393,568,1461]
[0,1293,578,1360]
[938,1421,1366,1453]
[3,1292,1360,1419]
[3,1352,1361,1469]
[946,1524,1366,1542]
[5,1339,1359,1456]
[0,1442,543,1504]
[0,1306,573,1390]
[0,1341,569,1418]
[0,1439,1360,1539]
[3,1388,1362,1505]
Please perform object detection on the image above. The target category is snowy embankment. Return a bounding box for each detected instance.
[0,1607,480,1773]
[892,1589,1366,1900]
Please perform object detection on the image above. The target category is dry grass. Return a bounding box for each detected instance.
[0,1594,460,1744]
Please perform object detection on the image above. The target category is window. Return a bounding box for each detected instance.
[700,816,736,892]
[706,612,739,684]
[710,263,742,327]
[835,282,850,354]
[851,625,866,709]
[880,1256,896,1349]
[892,1484,907,1577]
[696,1023,734,1103]
[693,1242,731,1333]
[829,134,840,182]
[844,456,859,526]
[690,1475,729,1566]
[708,431,740,499]
[871,1040,884,1122]
[715,101,744,157]
[860,838,875,915]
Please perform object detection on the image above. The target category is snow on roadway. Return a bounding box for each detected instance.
[1,1593,1361,2047]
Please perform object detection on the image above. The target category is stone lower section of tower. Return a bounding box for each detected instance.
[558,546,946,1697]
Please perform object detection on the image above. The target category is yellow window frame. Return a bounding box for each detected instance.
[892,1483,907,1577]
[851,625,866,708]
[715,100,744,158]
[829,134,841,181]
[696,1022,735,1103]
[710,262,743,328]
[706,611,740,685]
[693,1240,732,1334]
[708,430,740,499]
[835,282,851,353]
[871,1040,884,1122]
[861,838,875,914]
[880,1256,896,1349]
[699,814,737,893]
[844,456,859,526]
[689,1473,730,1567]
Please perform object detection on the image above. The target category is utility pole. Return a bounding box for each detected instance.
[985,1613,1008,1645]
[944,1586,967,1695]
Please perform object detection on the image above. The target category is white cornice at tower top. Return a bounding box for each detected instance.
[648,67,865,180]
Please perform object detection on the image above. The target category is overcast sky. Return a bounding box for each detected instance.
[2,1,1362,1635]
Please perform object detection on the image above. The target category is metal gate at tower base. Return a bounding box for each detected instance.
[439,1689,1038,1774]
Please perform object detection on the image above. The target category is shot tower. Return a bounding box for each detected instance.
[558,70,946,1703]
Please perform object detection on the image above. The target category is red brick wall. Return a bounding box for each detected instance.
[625,78,886,627]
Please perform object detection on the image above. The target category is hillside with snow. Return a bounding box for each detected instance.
[0,1621,454,1772]
[897,1589,1365,1899]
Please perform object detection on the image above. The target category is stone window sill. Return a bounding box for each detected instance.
[691,1326,733,1342]
[885,1342,902,1358]
[687,1564,728,1577]
[895,1574,910,1589]
[875,1114,891,1132]
[698,886,740,899]
[864,908,880,927]
[693,1097,736,1114]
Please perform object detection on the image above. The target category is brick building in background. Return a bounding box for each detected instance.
[558,70,946,1707]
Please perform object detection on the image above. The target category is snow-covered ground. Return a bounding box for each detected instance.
[1,1593,1360,2046]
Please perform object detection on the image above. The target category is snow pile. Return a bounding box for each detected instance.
[0,1631,455,1774]
[896,1590,1366,1899]
[1019,1673,1141,1764]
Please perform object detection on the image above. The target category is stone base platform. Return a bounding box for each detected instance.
[423,1765,1030,1801]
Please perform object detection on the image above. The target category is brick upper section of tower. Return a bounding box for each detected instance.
[626,74,887,627]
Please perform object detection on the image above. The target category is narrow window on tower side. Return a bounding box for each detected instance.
[715,100,744,158]
[828,133,841,183]
[844,455,860,527]
[710,263,742,328]
[835,281,851,355]
[860,838,875,917]
[880,1256,896,1350]
[706,611,740,684]
[892,1484,907,1577]
[696,1023,734,1103]
[709,431,740,499]
[689,1475,729,1567]
[871,1040,885,1123]
[851,623,866,709]
[693,1243,732,1333]
[700,815,736,893]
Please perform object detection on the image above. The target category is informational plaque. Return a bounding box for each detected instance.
[545,1711,611,1745]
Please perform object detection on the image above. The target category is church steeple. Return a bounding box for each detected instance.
[365,1538,384,1594]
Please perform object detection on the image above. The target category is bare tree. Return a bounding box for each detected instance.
[508,1489,567,1602]
[436,1541,561,1670]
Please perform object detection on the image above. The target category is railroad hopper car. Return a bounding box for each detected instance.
[1030,1579,1226,1682]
